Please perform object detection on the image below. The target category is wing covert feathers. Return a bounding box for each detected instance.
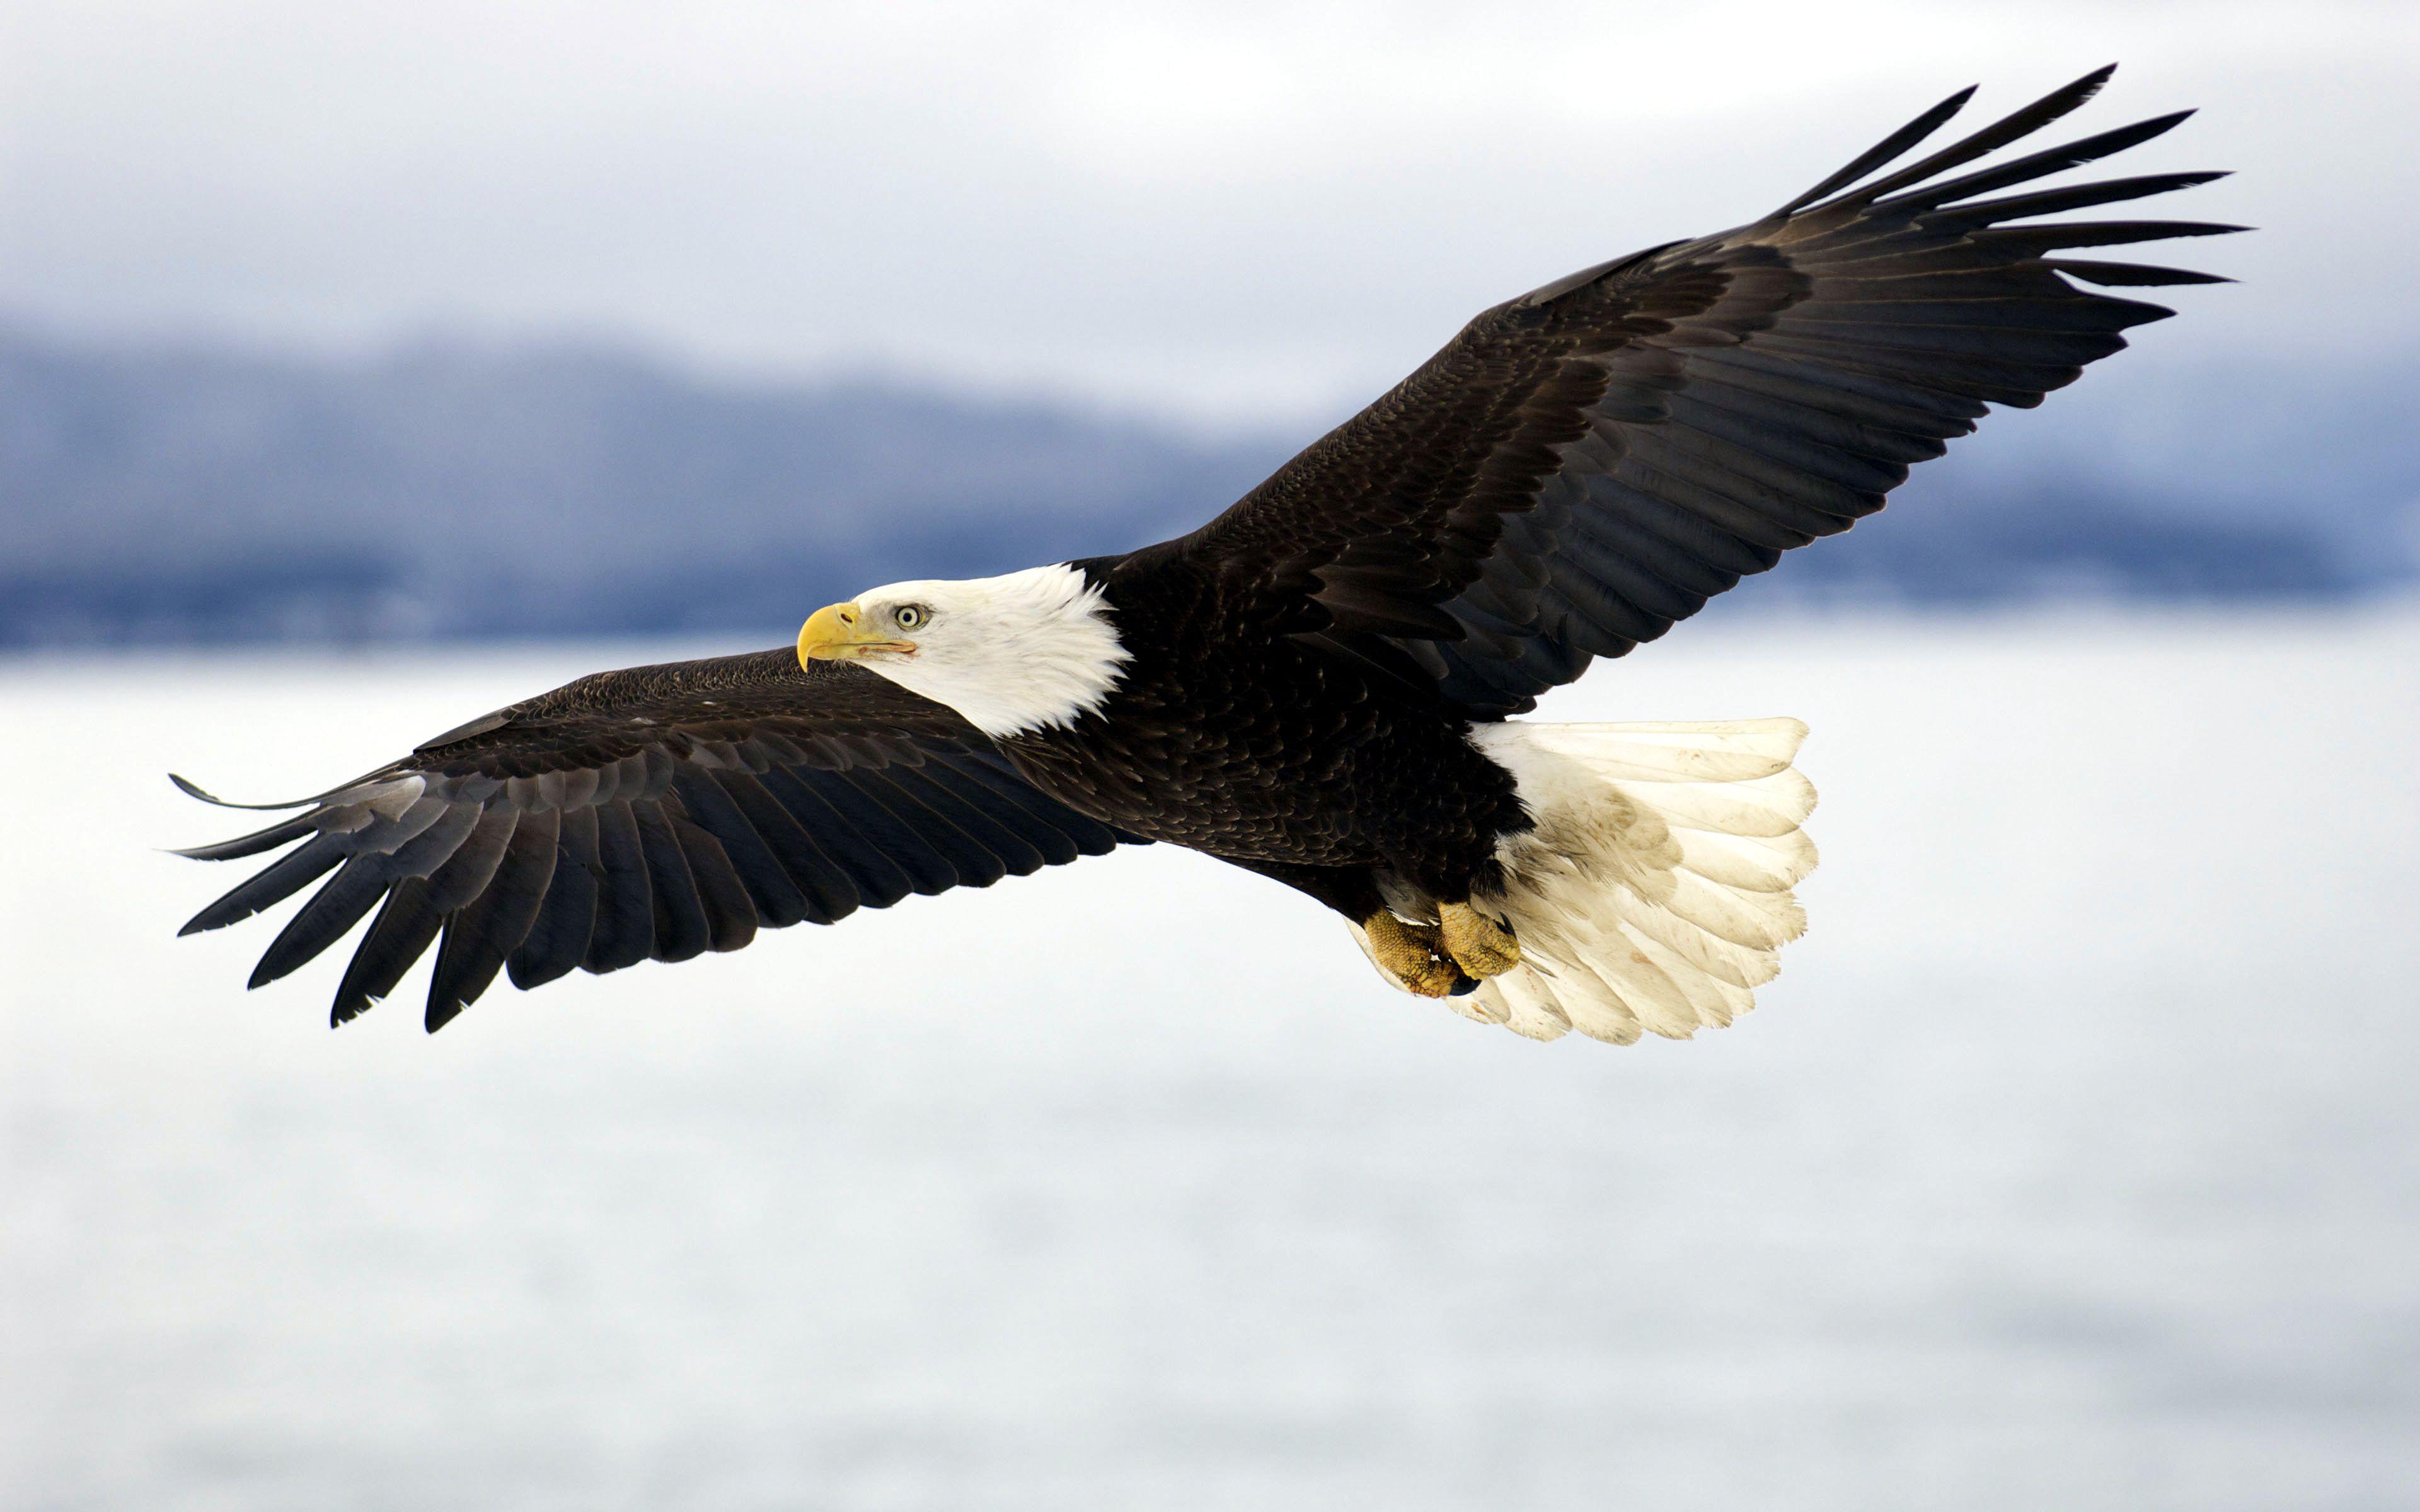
[175,650,1135,1030]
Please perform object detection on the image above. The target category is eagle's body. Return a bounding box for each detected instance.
[173,68,2234,1043]
[1003,559,1524,910]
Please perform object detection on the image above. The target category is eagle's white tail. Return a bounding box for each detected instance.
[1354,718,1817,1045]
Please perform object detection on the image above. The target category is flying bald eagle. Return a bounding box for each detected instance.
[175,67,2233,1043]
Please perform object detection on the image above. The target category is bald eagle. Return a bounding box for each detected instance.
[175,68,2232,1043]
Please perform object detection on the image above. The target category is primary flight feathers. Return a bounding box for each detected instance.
[175,67,2233,1039]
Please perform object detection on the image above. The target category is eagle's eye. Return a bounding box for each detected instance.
[893,604,928,631]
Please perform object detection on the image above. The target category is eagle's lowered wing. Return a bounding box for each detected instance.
[1150,66,2238,715]
[175,650,1136,1030]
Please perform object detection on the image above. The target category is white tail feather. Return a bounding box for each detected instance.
[1353,718,1816,1046]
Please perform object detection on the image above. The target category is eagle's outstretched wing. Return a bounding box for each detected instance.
[176,650,1137,1030]
[1150,66,2238,715]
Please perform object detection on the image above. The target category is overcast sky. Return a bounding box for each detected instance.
[3,0,2413,425]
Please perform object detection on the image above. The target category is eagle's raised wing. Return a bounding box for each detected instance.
[1150,66,2238,715]
[176,650,1137,1030]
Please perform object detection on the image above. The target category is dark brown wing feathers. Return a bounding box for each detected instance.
[176,651,1136,1030]
[178,69,2234,1023]
[1158,66,2237,714]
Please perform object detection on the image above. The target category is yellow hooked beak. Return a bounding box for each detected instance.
[797,602,916,667]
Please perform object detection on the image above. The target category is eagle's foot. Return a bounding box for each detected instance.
[1364,911,1463,998]
[1439,902,1520,980]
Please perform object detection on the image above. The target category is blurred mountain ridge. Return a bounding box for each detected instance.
[3,323,2411,648]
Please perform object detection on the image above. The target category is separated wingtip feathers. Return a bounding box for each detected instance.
[1812,63,2159,215]
[170,772,326,811]
[169,812,319,862]
[2065,63,2121,101]
[1772,81,1978,217]
[172,772,289,810]
[2048,258,2236,288]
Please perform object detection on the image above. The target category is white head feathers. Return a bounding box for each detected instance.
[847,564,1129,738]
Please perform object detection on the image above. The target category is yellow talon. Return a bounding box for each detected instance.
[1439,901,1520,979]
[1364,911,1460,998]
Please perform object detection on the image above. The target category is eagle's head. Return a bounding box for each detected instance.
[798,563,1129,739]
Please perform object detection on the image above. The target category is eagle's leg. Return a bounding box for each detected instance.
[1363,911,1463,999]
[1439,901,1521,980]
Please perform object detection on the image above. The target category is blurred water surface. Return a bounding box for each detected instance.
[4,609,2416,1511]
